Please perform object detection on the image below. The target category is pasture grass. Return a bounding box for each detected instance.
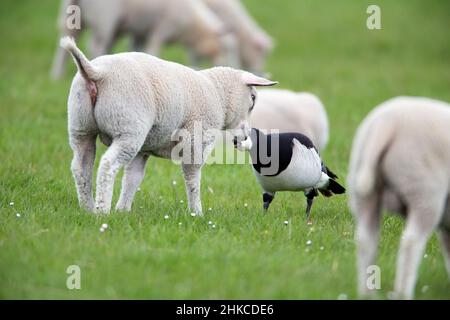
[0,0,449,299]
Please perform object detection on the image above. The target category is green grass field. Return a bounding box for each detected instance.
[1,0,449,299]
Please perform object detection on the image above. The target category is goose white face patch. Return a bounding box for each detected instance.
[240,136,253,151]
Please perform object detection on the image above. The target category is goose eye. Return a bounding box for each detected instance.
[251,94,256,101]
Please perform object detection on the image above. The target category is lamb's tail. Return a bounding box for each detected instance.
[60,37,101,81]
[349,113,393,197]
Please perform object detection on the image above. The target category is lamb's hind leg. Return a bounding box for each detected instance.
[70,134,97,211]
[354,191,381,298]
[94,135,146,214]
[438,197,450,279]
[115,153,149,212]
[394,193,446,299]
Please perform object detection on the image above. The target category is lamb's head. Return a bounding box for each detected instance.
[202,67,277,138]
[241,32,274,74]
[189,0,239,67]
[192,29,239,68]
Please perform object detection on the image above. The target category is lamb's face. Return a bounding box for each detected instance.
[227,72,277,130]
[203,68,276,140]
[227,84,257,130]
[222,83,254,152]
[231,120,251,151]
[228,73,277,150]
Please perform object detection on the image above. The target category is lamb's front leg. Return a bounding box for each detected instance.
[116,153,149,212]
[180,132,216,216]
[70,134,97,211]
[182,164,203,215]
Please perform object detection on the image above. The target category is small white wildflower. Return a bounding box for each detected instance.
[306,240,312,246]
[9,202,14,206]
[137,187,141,192]
[178,222,182,226]
[101,223,108,229]
[99,227,105,233]
[164,215,169,219]
[212,224,216,228]
[284,220,289,225]
[172,180,177,185]
[208,207,212,211]
[244,203,248,207]
[208,187,214,194]
[16,213,21,218]
[208,221,213,225]
[191,213,196,217]
[423,254,428,259]
[320,246,324,251]
[307,220,313,226]
[421,285,429,293]
[180,200,184,204]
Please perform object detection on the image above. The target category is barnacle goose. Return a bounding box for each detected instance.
[235,128,345,219]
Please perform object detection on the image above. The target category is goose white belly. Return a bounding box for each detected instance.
[254,141,323,193]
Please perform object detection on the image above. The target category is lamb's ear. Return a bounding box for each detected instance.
[242,72,278,87]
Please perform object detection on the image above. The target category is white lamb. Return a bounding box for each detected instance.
[52,0,238,79]
[60,37,276,215]
[348,96,450,299]
[249,89,329,151]
[203,0,273,74]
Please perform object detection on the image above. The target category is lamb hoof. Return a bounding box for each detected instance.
[94,205,110,215]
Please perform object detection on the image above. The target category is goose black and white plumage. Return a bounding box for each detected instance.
[235,128,345,219]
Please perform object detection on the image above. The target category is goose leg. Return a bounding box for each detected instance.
[263,192,274,211]
[305,189,318,221]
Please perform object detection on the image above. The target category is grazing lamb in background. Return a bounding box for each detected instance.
[60,37,277,215]
[250,89,329,151]
[52,0,238,79]
[203,0,273,74]
[348,96,450,299]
